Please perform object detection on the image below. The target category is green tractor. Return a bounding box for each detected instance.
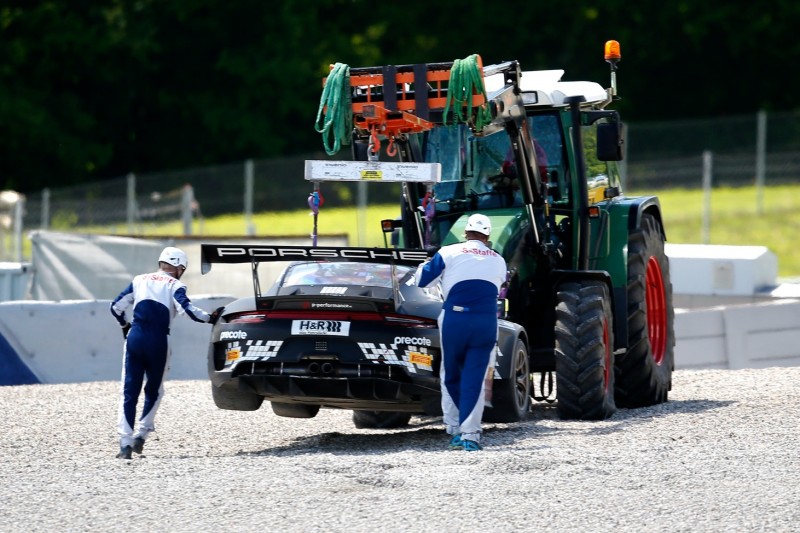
[313,42,674,421]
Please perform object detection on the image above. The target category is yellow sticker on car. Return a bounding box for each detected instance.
[409,352,432,367]
[226,348,241,361]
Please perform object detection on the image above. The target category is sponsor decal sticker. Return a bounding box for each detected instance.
[461,247,499,257]
[220,330,247,340]
[409,352,432,367]
[226,347,241,361]
[213,246,428,263]
[393,335,432,347]
[321,287,347,295]
[291,320,351,336]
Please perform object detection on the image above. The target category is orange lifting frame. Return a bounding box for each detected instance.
[324,56,487,138]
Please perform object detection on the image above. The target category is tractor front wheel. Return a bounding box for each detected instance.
[554,280,616,420]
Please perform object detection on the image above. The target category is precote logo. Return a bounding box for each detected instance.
[393,336,432,346]
[220,330,247,340]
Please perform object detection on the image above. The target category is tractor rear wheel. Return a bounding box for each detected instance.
[616,213,675,408]
[554,280,616,420]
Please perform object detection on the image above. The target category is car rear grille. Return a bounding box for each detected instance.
[314,341,328,352]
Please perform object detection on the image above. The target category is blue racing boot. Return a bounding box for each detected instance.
[116,445,133,459]
[461,440,483,452]
[132,437,145,455]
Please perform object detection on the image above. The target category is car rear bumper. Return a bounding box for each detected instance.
[241,374,439,411]
[210,359,440,412]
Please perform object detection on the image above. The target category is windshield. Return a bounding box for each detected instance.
[421,113,566,207]
[281,261,413,288]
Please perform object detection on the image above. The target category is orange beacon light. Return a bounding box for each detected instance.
[604,40,621,63]
[604,40,621,96]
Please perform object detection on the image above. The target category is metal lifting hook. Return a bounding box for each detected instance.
[368,127,381,161]
[386,137,397,157]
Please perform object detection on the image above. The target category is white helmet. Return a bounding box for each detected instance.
[464,214,492,236]
[158,246,188,269]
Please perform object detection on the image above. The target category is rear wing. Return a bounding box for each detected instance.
[201,244,430,275]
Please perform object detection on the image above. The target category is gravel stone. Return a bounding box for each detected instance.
[1,368,799,532]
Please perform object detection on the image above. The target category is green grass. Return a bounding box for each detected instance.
[129,206,397,248]
[637,184,800,278]
[39,183,800,278]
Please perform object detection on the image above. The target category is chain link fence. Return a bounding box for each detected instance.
[19,153,404,239]
[624,110,800,190]
[3,110,800,261]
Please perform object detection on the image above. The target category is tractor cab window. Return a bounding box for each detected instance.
[528,114,569,205]
[422,112,566,208]
[423,124,514,208]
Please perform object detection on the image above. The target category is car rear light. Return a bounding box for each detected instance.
[382,314,438,328]
[266,311,383,321]
[227,312,269,324]
[228,310,383,323]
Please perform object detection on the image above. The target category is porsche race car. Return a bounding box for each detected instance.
[201,244,531,428]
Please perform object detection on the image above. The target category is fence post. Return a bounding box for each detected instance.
[181,184,195,236]
[702,150,713,245]
[357,181,367,246]
[126,173,136,235]
[755,110,767,215]
[13,196,24,262]
[244,159,255,236]
[41,188,50,229]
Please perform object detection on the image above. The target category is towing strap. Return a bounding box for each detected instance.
[532,371,556,403]
[315,62,353,155]
[443,54,492,130]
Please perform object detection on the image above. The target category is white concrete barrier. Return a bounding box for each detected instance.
[675,298,800,370]
[0,296,234,385]
[667,243,778,297]
[2,296,800,385]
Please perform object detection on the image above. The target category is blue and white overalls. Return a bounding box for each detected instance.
[110,271,211,448]
[415,240,507,443]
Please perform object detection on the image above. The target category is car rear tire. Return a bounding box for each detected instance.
[484,339,530,423]
[352,411,412,429]
[554,280,616,420]
[211,382,263,411]
[270,402,321,418]
[616,213,675,408]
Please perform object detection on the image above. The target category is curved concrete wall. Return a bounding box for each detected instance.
[0,296,234,385]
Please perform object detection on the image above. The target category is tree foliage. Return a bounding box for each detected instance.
[1,0,799,192]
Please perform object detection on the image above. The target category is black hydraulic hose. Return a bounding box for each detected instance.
[567,96,590,270]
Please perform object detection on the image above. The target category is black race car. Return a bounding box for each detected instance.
[201,244,530,428]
